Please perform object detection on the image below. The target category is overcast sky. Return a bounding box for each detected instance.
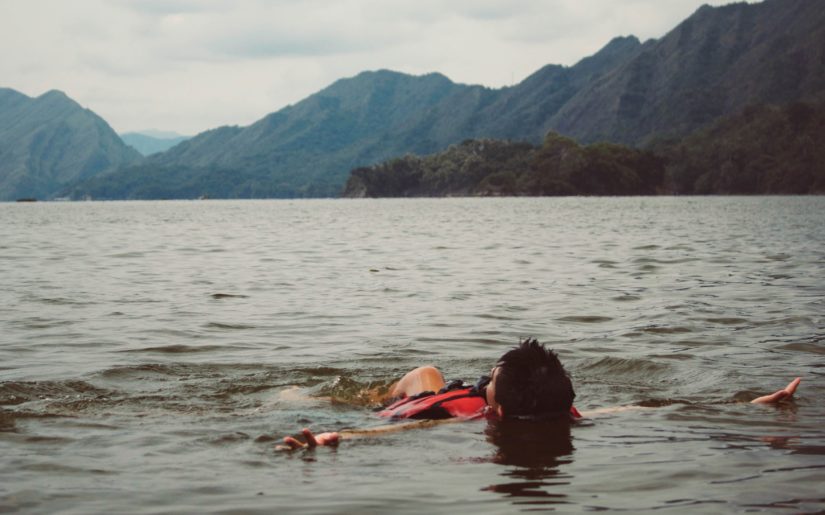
[1,0,740,135]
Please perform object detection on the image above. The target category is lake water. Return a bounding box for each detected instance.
[1,197,823,513]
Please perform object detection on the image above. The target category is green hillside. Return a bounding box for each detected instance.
[553,0,825,144]
[343,135,664,197]
[344,101,825,197]
[0,89,142,201]
[657,101,825,194]
[63,38,639,199]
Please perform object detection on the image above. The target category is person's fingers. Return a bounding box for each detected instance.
[283,436,305,449]
[785,377,801,396]
[278,429,339,451]
[302,428,318,448]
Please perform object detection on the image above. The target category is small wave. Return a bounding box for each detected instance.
[779,341,825,355]
[98,362,272,381]
[28,296,96,306]
[204,322,256,330]
[701,317,749,325]
[557,316,613,324]
[23,435,75,444]
[642,325,694,334]
[205,432,251,445]
[120,344,229,354]
[0,409,16,431]
[674,339,723,348]
[98,363,190,379]
[21,462,116,475]
[108,251,145,258]
[632,257,699,265]
[633,257,663,263]
[577,356,672,379]
[214,383,280,396]
[298,366,346,377]
[14,317,76,330]
[316,375,392,407]
[415,336,503,345]
[789,447,825,457]
[474,313,519,321]
[765,253,792,261]
[210,293,249,299]
[612,295,641,302]
[753,316,814,327]
[0,380,111,406]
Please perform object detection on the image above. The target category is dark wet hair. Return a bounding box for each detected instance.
[493,338,575,418]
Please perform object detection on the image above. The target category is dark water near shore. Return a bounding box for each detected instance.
[1,197,824,513]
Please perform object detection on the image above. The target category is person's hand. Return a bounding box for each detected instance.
[277,428,340,451]
[751,377,801,404]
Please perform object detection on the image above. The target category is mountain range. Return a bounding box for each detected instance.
[120,131,191,156]
[343,99,825,197]
[0,89,141,201]
[2,0,824,200]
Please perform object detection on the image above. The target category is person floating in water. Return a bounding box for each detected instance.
[280,338,801,450]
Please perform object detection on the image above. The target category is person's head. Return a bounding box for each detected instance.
[485,338,575,419]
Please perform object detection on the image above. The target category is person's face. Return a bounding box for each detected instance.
[486,366,504,417]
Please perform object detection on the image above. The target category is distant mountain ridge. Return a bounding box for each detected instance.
[0,88,141,201]
[121,131,190,156]
[69,37,641,199]
[70,0,825,200]
[5,0,825,200]
[551,0,825,144]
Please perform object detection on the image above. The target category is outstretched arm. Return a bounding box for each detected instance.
[580,377,803,417]
[751,377,801,405]
[277,418,465,451]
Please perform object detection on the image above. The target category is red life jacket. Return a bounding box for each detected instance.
[378,387,583,421]
[378,388,487,420]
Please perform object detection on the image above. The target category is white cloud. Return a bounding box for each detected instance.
[0,0,738,134]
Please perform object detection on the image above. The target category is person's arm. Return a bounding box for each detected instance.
[578,405,650,417]
[277,418,465,451]
[751,377,801,404]
[277,366,452,451]
[582,377,803,417]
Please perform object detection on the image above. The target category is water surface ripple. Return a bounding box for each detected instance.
[1,197,823,513]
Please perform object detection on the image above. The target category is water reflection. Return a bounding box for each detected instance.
[482,418,575,506]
